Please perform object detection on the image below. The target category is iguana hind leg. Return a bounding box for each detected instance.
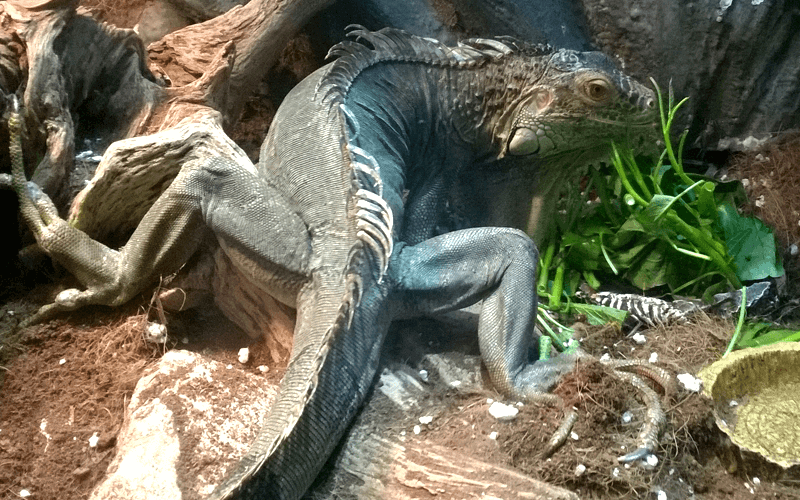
[390,227,577,401]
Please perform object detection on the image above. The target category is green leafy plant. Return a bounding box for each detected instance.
[535,82,785,351]
[537,82,783,310]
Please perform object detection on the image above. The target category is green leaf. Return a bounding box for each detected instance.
[612,240,654,268]
[737,328,800,348]
[736,322,772,346]
[643,194,677,223]
[717,204,784,281]
[563,234,602,271]
[571,302,629,325]
[625,240,669,289]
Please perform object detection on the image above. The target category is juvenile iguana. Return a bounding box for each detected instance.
[7,27,657,499]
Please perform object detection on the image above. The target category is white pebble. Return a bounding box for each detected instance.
[574,464,586,476]
[59,358,66,365]
[486,398,494,404]
[488,401,519,421]
[649,352,658,363]
[418,369,428,381]
[677,373,702,392]
[237,347,250,364]
[413,425,421,435]
[656,488,668,500]
[145,322,168,343]
[419,416,433,425]
[753,477,760,485]
[621,411,633,424]
[258,365,269,373]
[88,432,99,448]
[489,431,498,440]
[19,490,31,498]
[729,399,739,407]
[570,431,579,441]
[600,353,611,361]
[226,364,233,369]
[449,380,462,387]
[632,332,647,344]
[791,244,798,256]
[646,454,659,466]
[612,467,620,477]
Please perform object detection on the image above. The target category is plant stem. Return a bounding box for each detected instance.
[537,239,556,294]
[590,168,622,226]
[611,143,648,207]
[549,262,565,309]
[724,286,747,357]
[663,211,741,287]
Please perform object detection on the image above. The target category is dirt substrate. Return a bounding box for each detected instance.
[401,317,800,500]
[2,296,800,499]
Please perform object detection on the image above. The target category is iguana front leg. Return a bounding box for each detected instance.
[7,104,309,324]
[390,226,578,400]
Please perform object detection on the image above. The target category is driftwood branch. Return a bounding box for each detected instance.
[147,0,334,127]
[334,429,580,500]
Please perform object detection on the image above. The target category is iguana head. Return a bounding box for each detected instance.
[500,49,657,161]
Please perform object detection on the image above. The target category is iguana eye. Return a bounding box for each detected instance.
[585,79,611,102]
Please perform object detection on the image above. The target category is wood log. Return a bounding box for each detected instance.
[147,0,334,129]
[334,428,580,500]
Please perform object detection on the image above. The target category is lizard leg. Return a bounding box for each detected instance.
[12,153,309,322]
[390,227,578,402]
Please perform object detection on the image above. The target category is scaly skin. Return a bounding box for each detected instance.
[7,28,658,499]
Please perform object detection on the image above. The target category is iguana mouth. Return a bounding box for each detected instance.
[587,115,657,127]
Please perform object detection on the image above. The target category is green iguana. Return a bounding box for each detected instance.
[6,27,658,500]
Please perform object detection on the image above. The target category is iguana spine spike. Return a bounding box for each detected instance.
[340,103,360,141]
[352,162,383,196]
[356,224,390,278]
[356,198,393,233]
[357,213,392,257]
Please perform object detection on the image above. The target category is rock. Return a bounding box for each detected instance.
[89,350,277,500]
[378,367,428,411]
[421,352,484,391]
[488,400,519,421]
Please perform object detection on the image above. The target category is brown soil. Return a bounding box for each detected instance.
[4,297,800,499]
[727,132,800,302]
[0,305,153,499]
[406,316,800,500]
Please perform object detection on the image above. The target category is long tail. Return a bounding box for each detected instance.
[208,268,391,500]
